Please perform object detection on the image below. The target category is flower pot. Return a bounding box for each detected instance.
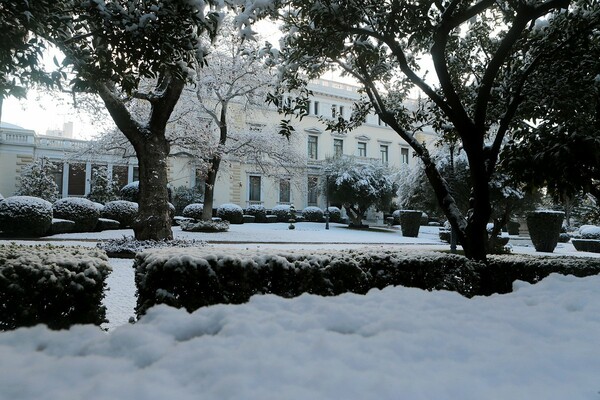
[399,210,422,237]
[526,210,564,252]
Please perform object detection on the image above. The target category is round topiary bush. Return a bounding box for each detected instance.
[245,205,267,223]
[526,210,564,252]
[182,203,204,220]
[0,196,53,237]
[53,197,100,232]
[327,206,342,223]
[392,209,401,225]
[120,181,173,203]
[217,203,244,224]
[399,210,422,237]
[302,206,324,222]
[272,204,292,222]
[101,200,139,228]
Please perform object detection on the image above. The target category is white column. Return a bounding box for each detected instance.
[84,162,92,195]
[127,164,134,183]
[62,163,69,198]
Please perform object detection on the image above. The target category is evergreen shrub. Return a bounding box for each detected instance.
[53,197,100,232]
[50,218,76,234]
[173,186,203,215]
[101,200,138,227]
[245,205,267,222]
[327,206,342,223]
[120,181,173,203]
[302,206,324,222]
[179,219,230,232]
[217,203,244,224]
[96,218,120,231]
[0,196,53,237]
[272,204,291,222]
[0,244,111,330]
[182,203,204,220]
[526,210,564,252]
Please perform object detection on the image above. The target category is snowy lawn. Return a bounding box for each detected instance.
[0,273,599,400]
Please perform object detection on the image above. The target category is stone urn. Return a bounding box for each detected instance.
[526,210,564,252]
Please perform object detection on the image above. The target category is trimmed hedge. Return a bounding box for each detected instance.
[244,205,267,223]
[272,205,292,222]
[133,248,482,316]
[50,218,76,234]
[217,203,244,224]
[179,219,230,232]
[327,206,342,223]
[0,244,111,330]
[0,196,53,237]
[53,197,100,232]
[182,203,204,220]
[120,181,173,203]
[101,200,138,228]
[302,206,324,222]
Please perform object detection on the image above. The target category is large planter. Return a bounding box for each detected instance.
[526,210,564,252]
[399,210,422,237]
[572,239,600,253]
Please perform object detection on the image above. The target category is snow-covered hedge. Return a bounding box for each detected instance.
[578,225,600,240]
[244,205,267,223]
[120,181,173,203]
[133,248,481,316]
[302,206,324,222]
[182,203,204,220]
[49,218,76,235]
[179,219,230,232]
[0,244,111,330]
[272,204,291,222]
[101,200,138,228]
[0,196,53,237]
[526,210,564,252]
[96,237,205,258]
[327,206,342,223]
[217,203,244,224]
[53,197,100,232]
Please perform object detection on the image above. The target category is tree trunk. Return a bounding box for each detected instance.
[202,165,219,221]
[133,136,173,240]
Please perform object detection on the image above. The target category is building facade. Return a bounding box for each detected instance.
[0,79,436,215]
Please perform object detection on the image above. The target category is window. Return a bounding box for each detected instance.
[378,115,382,126]
[357,142,367,157]
[331,104,337,118]
[50,162,64,195]
[380,145,389,164]
[314,101,320,115]
[112,165,128,189]
[279,179,291,203]
[68,163,86,196]
[306,100,311,115]
[339,105,344,118]
[133,166,140,182]
[307,176,319,205]
[401,147,410,165]
[334,139,344,158]
[249,175,261,202]
[308,135,318,160]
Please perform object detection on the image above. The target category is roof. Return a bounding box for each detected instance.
[0,121,27,130]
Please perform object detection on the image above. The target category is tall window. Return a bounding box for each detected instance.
[380,145,389,165]
[357,142,367,157]
[308,135,318,160]
[338,105,344,118]
[50,162,64,196]
[334,139,344,158]
[306,100,311,115]
[133,166,140,182]
[307,176,319,205]
[68,163,86,196]
[112,165,128,189]
[249,175,261,202]
[401,147,410,165]
[314,101,320,115]
[331,104,337,118]
[279,178,291,203]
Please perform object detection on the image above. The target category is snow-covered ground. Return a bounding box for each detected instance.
[2,223,600,399]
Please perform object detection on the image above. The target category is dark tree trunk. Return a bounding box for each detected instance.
[202,100,228,221]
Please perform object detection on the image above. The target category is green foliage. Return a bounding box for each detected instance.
[217,204,244,224]
[15,158,59,203]
[0,196,53,237]
[182,203,204,220]
[101,200,138,228]
[245,205,267,223]
[0,244,111,330]
[323,157,397,226]
[53,198,100,232]
[302,206,324,222]
[87,166,120,204]
[173,186,204,215]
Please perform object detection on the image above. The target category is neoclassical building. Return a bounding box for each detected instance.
[0,79,436,213]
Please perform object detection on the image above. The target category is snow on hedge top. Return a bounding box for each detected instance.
[54,197,98,212]
[0,273,599,399]
[0,196,52,216]
[218,203,242,212]
[579,225,600,239]
[530,209,565,215]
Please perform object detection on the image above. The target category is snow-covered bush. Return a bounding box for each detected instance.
[327,206,342,223]
[86,166,120,204]
[120,181,173,203]
[182,203,204,220]
[173,186,204,215]
[0,244,111,330]
[526,210,564,252]
[133,248,482,316]
[49,218,76,235]
[96,237,205,258]
[179,219,230,232]
[272,204,292,222]
[302,206,324,222]
[53,197,100,232]
[579,225,600,239]
[245,205,267,222]
[14,157,59,203]
[96,218,120,231]
[0,196,53,237]
[217,203,244,224]
[391,209,401,225]
[101,200,138,228]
